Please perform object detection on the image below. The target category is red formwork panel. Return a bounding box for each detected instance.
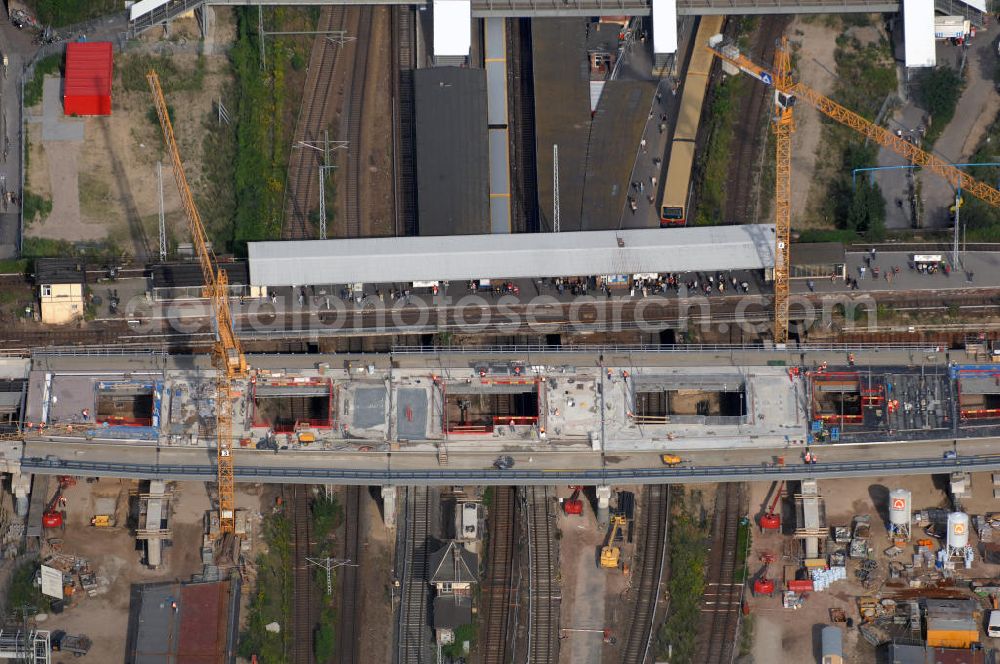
[63,42,113,116]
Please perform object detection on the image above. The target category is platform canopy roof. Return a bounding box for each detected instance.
[248,225,776,287]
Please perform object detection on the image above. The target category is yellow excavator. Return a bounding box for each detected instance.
[600,515,628,569]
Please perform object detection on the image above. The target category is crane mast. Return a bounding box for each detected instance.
[706,36,1000,341]
[772,38,794,344]
[147,71,247,533]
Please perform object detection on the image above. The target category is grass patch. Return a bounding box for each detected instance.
[734,517,752,583]
[238,512,293,662]
[656,489,709,662]
[694,75,744,226]
[198,102,239,249]
[22,190,52,225]
[443,623,477,659]
[23,0,120,27]
[24,54,61,107]
[738,613,755,657]
[119,54,207,94]
[311,493,341,663]
[78,172,113,220]
[0,259,30,274]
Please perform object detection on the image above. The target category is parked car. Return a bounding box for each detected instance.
[493,455,515,470]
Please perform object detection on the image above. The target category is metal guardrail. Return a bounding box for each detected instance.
[390,342,947,354]
[20,454,1000,485]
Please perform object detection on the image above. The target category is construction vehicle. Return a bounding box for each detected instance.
[660,453,682,467]
[90,515,112,528]
[759,481,784,531]
[600,515,628,569]
[563,486,584,515]
[705,36,1000,343]
[752,552,775,597]
[147,71,248,534]
[42,476,74,529]
[42,488,64,529]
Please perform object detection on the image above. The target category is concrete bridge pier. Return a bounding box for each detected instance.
[652,0,678,74]
[596,484,612,527]
[432,0,471,65]
[381,485,397,528]
[11,471,29,518]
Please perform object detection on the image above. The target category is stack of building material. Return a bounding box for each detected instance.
[810,566,847,590]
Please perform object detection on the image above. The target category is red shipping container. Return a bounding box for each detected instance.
[63,42,113,116]
[787,580,814,592]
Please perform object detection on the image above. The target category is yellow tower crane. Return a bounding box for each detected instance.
[706,36,1000,342]
[147,70,247,533]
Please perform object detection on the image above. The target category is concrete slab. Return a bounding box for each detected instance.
[397,387,429,439]
[352,386,387,430]
[41,76,83,142]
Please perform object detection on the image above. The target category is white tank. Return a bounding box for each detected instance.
[947,512,970,549]
[888,489,911,526]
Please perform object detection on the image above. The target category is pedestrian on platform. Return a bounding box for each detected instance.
[641,138,647,153]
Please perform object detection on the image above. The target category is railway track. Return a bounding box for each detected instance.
[506,18,539,233]
[392,6,417,236]
[288,484,317,664]
[525,486,558,664]
[345,8,373,238]
[283,7,348,240]
[621,484,670,664]
[481,487,516,664]
[337,486,362,664]
[723,16,790,225]
[396,486,432,664]
[697,483,746,664]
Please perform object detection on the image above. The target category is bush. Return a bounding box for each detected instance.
[311,495,341,547]
[6,561,43,614]
[23,0,120,27]
[229,9,288,249]
[314,619,335,662]
[695,76,743,226]
[146,104,175,127]
[24,55,61,107]
[656,491,709,661]
[238,514,292,661]
[22,190,52,225]
[916,67,964,146]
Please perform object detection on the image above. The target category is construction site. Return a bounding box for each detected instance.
[0,0,997,660]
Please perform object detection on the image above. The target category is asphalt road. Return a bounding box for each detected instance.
[20,433,993,485]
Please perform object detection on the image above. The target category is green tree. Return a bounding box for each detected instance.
[916,67,965,145]
[846,178,886,241]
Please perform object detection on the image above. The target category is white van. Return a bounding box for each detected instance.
[987,610,1000,638]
